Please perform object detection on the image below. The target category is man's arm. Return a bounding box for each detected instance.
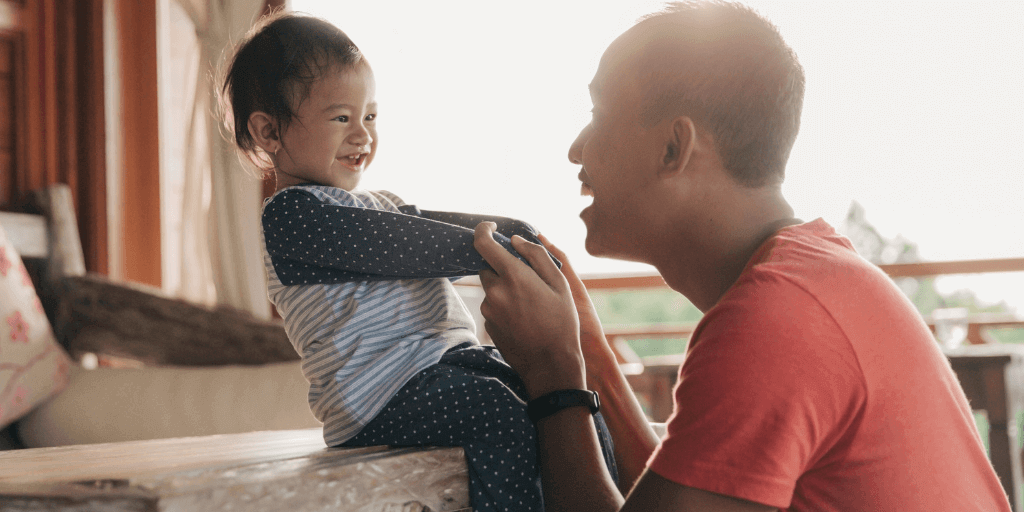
[473,223,776,512]
[537,234,660,492]
[623,471,777,512]
[474,222,623,511]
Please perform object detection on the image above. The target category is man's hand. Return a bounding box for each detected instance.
[473,222,585,398]
[539,235,662,491]
[537,234,621,391]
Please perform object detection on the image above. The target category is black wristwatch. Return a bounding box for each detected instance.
[527,389,600,423]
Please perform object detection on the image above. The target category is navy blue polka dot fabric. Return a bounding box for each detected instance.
[262,188,560,286]
[341,343,618,512]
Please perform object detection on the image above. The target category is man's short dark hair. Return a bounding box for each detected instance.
[635,1,805,187]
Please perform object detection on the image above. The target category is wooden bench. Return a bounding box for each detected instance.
[0,185,470,510]
[0,428,469,511]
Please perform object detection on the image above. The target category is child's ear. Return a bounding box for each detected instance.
[248,112,280,154]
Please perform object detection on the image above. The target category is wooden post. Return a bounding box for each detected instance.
[116,0,161,287]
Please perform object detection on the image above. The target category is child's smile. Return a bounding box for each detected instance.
[275,61,378,191]
[337,152,369,170]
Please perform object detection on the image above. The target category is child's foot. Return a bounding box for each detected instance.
[381,501,432,512]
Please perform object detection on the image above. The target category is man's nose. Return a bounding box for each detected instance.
[567,124,591,165]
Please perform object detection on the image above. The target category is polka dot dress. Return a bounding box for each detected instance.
[341,343,618,512]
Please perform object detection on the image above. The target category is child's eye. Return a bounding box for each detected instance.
[365,113,376,121]
[335,115,349,122]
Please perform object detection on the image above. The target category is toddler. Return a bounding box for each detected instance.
[220,12,615,511]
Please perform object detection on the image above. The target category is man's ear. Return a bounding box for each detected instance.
[659,116,697,177]
[248,112,280,154]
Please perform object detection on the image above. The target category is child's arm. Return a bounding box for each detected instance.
[399,206,541,243]
[263,189,531,284]
[398,206,560,268]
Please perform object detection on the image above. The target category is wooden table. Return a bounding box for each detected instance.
[944,344,1024,511]
[0,428,469,511]
[624,354,685,423]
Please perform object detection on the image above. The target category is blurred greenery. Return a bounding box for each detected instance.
[589,289,700,359]
[590,289,702,326]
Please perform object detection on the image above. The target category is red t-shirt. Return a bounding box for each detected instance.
[648,219,1009,511]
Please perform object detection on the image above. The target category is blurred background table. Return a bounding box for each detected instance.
[944,343,1024,511]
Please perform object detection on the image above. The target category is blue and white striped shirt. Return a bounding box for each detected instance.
[260,185,545,445]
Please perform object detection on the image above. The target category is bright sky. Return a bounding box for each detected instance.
[291,0,1024,310]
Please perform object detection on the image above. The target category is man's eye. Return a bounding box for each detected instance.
[335,115,349,122]
[365,113,376,121]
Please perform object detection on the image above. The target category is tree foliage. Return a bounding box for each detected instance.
[842,201,1015,318]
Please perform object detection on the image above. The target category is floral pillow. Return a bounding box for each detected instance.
[0,223,72,429]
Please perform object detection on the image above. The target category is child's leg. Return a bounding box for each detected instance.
[341,344,618,511]
[471,345,618,485]
[341,344,542,512]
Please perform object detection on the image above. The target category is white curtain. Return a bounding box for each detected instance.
[173,0,269,318]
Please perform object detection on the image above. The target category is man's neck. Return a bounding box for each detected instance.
[653,189,798,312]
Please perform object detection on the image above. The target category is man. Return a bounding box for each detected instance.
[472,1,1011,511]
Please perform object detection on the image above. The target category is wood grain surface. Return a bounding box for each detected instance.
[0,428,470,511]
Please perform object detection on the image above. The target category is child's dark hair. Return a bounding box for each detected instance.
[220,11,363,175]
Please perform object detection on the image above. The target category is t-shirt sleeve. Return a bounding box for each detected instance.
[262,188,525,284]
[647,274,865,509]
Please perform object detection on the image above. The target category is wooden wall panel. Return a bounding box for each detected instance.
[116,0,160,287]
[70,0,106,275]
[0,0,107,275]
[0,35,14,205]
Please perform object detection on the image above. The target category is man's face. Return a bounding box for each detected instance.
[568,34,663,262]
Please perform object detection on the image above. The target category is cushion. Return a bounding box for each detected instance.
[17,361,321,447]
[0,224,73,429]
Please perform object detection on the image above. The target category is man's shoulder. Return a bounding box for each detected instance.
[692,220,870,355]
[735,218,887,304]
[707,217,931,365]
[752,218,864,272]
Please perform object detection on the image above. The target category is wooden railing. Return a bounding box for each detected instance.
[579,257,1024,421]
[582,257,1024,289]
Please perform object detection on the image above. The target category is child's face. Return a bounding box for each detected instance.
[276,62,378,191]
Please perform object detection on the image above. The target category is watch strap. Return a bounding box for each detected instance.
[527,389,600,423]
